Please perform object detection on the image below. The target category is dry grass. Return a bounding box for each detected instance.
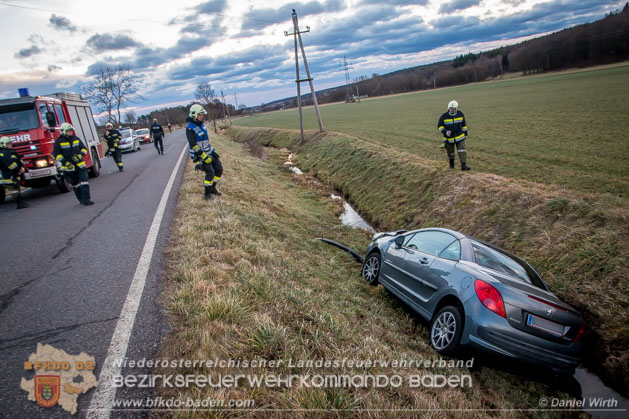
[157,134,580,416]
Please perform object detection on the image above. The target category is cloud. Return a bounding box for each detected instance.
[241,0,345,31]
[197,0,228,14]
[14,45,42,59]
[49,14,78,32]
[357,0,428,5]
[439,0,480,14]
[47,64,61,72]
[86,33,143,52]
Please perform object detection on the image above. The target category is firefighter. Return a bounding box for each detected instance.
[167,122,172,133]
[150,118,165,155]
[186,104,223,200]
[104,122,124,172]
[53,122,94,206]
[0,136,29,209]
[437,100,470,170]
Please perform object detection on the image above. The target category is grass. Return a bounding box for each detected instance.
[235,64,629,197]
[159,134,579,416]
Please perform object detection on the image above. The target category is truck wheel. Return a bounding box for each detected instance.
[56,176,71,193]
[0,186,5,204]
[29,178,51,188]
[88,148,101,178]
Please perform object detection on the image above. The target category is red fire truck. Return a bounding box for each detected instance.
[0,92,102,203]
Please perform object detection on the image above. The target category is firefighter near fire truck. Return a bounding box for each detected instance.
[104,123,124,172]
[186,104,223,201]
[53,123,94,206]
[437,100,470,171]
[0,136,30,209]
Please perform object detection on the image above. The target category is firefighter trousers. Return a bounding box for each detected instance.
[65,168,91,204]
[111,148,123,170]
[445,139,467,164]
[202,154,223,187]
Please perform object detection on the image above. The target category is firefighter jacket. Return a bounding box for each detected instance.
[53,134,88,171]
[0,148,24,186]
[104,129,122,149]
[438,110,468,143]
[151,123,165,139]
[185,117,214,163]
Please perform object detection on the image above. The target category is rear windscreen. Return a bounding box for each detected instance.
[471,241,547,289]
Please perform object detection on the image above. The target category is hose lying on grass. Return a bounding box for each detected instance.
[315,238,364,263]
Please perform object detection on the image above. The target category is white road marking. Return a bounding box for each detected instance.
[87,144,187,418]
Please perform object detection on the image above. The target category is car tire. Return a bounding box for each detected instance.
[56,175,71,193]
[361,252,380,286]
[88,149,101,178]
[430,306,464,355]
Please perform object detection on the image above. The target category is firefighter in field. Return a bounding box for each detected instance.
[150,118,165,155]
[186,104,223,200]
[104,122,124,172]
[0,136,29,209]
[53,122,94,206]
[438,100,470,170]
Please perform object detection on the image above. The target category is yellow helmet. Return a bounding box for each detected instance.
[60,122,75,135]
[189,104,207,119]
[0,136,11,147]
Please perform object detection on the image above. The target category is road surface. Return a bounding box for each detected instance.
[0,131,188,417]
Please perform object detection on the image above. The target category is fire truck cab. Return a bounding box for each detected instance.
[0,92,102,202]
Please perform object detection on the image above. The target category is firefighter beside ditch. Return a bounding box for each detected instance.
[104,122,124,172]
[437,100,470,171]
[53,122,94,206]
[186,104,223,200]
[0,136,29,209]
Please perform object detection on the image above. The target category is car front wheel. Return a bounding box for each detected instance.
[430,306,463,355]
[361,252,380,285]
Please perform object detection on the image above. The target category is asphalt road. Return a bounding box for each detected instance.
[0,131,187,417]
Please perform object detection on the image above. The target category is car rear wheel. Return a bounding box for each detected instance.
[361,252,380,285]
[430,306,463,355]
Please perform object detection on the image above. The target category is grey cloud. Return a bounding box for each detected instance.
[241,0,345,31]
[439,0,480,14]
[14,45,42,59]
[48,64,62,72]
[197,0,228,14]
[357,0,428,5]
[49,14,78,32]
[86,33,142,52]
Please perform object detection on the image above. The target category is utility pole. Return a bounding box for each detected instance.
[285,9,324,144]
[221,90,232,125]
[343,55,354,102]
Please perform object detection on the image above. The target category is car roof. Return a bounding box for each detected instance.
[406,227,467,240]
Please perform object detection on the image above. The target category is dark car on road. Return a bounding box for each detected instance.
[361,228,585,373]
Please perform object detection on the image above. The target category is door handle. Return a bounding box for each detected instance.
[420,257,429,265]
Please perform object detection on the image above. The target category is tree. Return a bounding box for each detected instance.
[82,65,144,124]
[123,110,137,124]
[194,83,221,132]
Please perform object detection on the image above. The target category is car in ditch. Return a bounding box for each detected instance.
[361,228,584,374]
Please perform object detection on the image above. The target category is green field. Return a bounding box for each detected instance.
[236,64,629,197]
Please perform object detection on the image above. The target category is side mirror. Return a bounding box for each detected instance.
[46,111,57,127]
[394,236,405,248]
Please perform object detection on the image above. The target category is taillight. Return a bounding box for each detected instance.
[474,279,506,318]
[574,322,586,342]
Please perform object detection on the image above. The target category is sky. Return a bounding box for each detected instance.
[0,0,624,117]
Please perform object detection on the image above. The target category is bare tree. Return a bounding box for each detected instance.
[123,110,137,124]
[194,82,220,132]
[82,65,144,124]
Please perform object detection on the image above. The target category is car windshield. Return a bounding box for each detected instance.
[471,241,547,289]
[120,129,133,138]
[136,129,149,135]
[0,103,39,133]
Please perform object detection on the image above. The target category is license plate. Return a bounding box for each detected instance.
[526,313,564,336]
[25,168,53,179]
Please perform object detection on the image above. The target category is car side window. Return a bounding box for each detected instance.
[405,231,457,256]
[403,234,417,248]
[439,240,460,260]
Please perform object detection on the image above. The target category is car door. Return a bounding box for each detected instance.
[402,231,460,308]
[380,233,415,289]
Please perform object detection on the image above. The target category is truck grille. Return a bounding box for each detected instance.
[13,140,42,158]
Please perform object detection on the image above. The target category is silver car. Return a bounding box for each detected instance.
[118,128,141,152]
[361,228,584,373]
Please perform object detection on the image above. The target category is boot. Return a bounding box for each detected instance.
[82,200,94,206]
[449,159,455,169]
[16,194,29,209]
[204,186,213,200]
[210,183,222,195]
[461,162,470,171]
